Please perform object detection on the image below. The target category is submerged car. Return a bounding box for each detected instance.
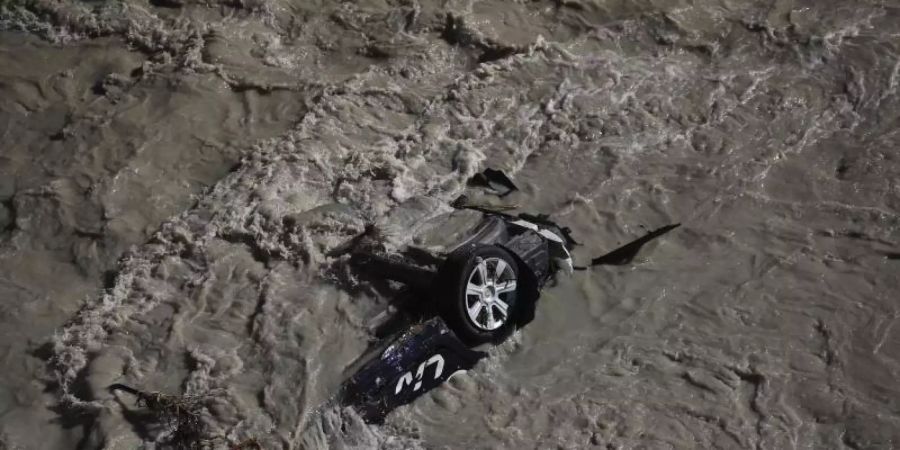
[330,178,679,423]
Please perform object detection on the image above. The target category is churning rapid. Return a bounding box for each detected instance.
[1,0,899,448]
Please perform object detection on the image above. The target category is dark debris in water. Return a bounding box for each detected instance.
[109,383,206,447]
[468,168,519,197]
[108,384,268,448]
[587,224,681,267]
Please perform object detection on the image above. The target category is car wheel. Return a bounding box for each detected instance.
[436,244,519,345]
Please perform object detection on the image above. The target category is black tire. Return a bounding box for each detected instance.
[435,244,520,345]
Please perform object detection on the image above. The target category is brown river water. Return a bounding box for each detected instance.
[1,0,899,448]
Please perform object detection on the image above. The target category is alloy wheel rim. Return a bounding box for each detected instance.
[465,256,517,331]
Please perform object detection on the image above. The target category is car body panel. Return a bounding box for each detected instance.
[339,317,486,423]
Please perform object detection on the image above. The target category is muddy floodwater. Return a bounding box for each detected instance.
[1,0,899,448]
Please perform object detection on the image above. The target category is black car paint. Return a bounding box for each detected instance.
[338,207,679,423]
[339,318,486,423]
[339,212,555,422]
